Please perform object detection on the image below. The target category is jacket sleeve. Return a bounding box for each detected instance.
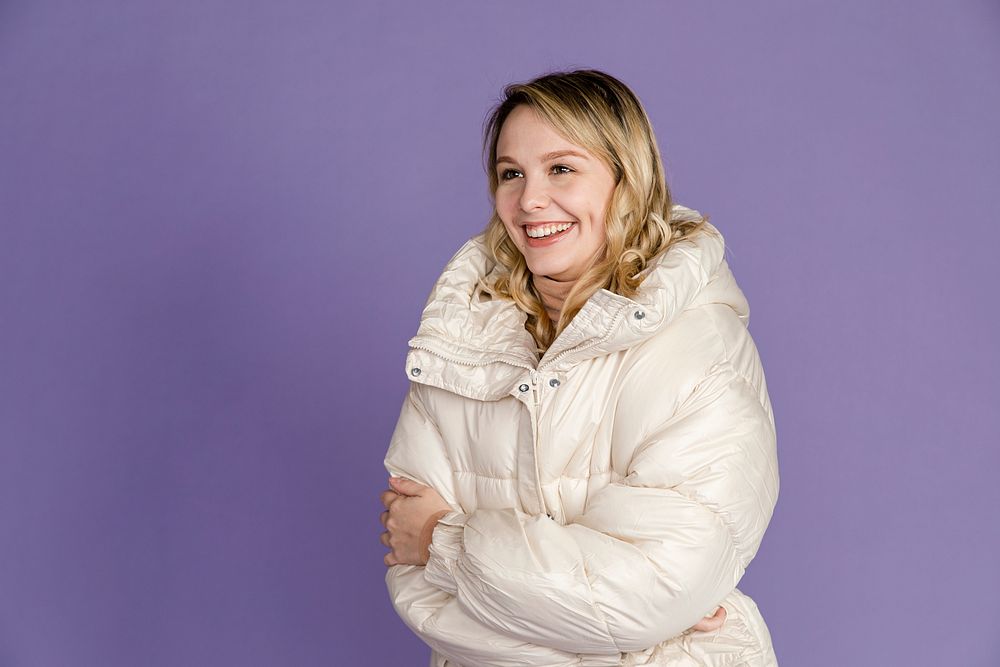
[418,357,780,656]
[384,384,605,667]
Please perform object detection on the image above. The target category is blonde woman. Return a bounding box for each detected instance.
[379,69,779,666]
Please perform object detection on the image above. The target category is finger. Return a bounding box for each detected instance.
[388,476,425,496]
[699,606,725,631]
[691,606,726,632]
[711,605,726,623]
[380,531,391,547]
[689,618,714,632]
[380,510,389,527]
[380,490,400,508]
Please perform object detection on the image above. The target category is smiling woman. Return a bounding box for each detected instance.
[494,105,616,288]
[380,69,780,667]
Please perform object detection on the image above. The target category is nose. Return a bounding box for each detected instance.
[519,174,550,212]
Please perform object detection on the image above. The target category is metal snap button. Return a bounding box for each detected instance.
[634,310,645,320]
[410,367,421,377]
[518,383,530,392]
[549,378,560,388]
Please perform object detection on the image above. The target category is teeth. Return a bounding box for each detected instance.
[525,222,573,238]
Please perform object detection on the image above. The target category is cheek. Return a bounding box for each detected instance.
[495,188,516,215]
[572,191,609,248]
[495,192,521,239]
[501,220,521,244]
[577,185,612,229]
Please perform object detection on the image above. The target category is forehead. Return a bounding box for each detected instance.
[497,105,590,159]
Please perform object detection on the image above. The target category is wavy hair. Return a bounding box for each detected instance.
[481,68,715,355]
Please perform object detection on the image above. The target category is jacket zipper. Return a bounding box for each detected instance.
[410,340,549,518]
[538,302,631,372]
[529,370,548,517]
[409,341,535,372]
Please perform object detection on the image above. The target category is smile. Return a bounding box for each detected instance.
[525,222,573,238]
[522,222,576,247]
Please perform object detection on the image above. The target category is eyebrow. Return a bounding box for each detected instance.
[495,149,590,166]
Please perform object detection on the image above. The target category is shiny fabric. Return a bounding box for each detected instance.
[384,204,779,666]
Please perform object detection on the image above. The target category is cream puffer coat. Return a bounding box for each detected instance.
[383,205,779,666]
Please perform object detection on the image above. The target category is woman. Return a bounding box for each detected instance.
[379,69,779,666]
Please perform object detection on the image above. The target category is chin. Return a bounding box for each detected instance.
[523,256,567,277]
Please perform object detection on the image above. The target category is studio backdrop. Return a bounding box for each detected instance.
[1,1,997,665]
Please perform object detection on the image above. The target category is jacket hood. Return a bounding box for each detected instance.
[405,204,750,401]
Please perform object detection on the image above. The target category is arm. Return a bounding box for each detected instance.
[387,565,610,667]
[384,383,599,667]
[417,358,779,655]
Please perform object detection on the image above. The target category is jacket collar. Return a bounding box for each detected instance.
[405,205,748,400]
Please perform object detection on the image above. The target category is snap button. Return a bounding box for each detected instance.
[549,378,560,388]
[410,367,421,377]
[633,310,645,320]
[518,383,530,392]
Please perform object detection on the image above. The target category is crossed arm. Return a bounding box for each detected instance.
[378,477,727,628]
[378,362,776,663]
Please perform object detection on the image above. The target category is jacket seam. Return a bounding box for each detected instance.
[663,311,762,567]
[452,470,515,480]
[409,385,465,505]
[664,352,765,568]
[448,468,612,484]
[702,305,769,415]
[663,483,747,567]
[576,553,626,654]
[413,376,495,402]
[411,384,448,442]
[669,361,772,568]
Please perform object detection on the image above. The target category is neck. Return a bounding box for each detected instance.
[532,273,575,323]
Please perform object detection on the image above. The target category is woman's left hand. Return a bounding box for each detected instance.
[380,477,451,567]
[687,605,727,633]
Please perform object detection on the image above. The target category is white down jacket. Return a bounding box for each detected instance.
[383,205,779,667]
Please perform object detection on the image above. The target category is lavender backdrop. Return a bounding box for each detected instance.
[1,1,998,665]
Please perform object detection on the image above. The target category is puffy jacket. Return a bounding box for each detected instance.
[383,204,780,666]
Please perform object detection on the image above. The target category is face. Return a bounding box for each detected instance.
[494,105,617,282]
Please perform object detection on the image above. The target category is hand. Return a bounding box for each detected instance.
[378,482,727,633]
[380,477,451,567]
[686,605,726,633]
[378,487,401,534]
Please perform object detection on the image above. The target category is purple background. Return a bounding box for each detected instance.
[1,1,998,665]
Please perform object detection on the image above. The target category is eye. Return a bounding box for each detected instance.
[551,164,573,175]
[499,168,522,181]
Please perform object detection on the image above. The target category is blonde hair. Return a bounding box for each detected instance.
[481,69,714,355]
